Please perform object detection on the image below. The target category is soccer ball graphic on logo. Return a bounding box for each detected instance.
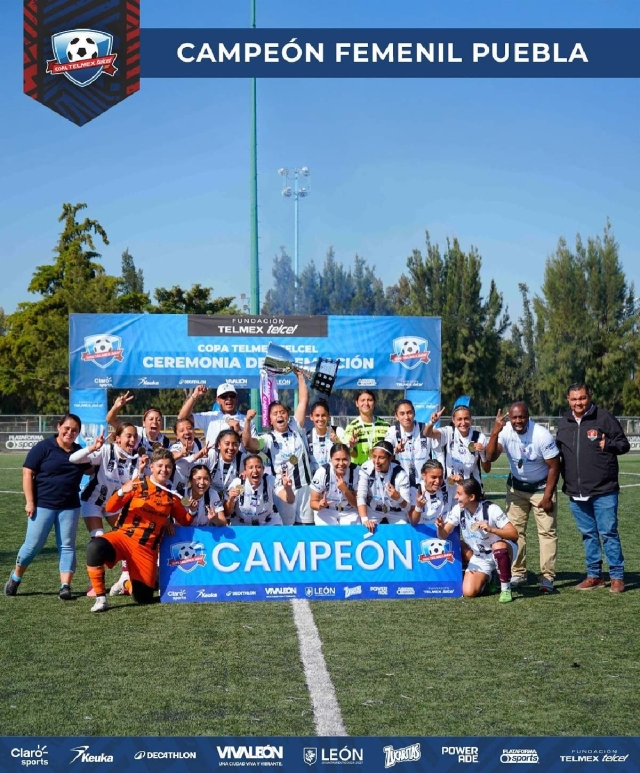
[178,544,197,561]
[428,539,448,556]
[92,337,114,355]
[66,35,99,62]
[401,338,422,356]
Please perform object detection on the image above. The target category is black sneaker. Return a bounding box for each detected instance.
[4,576,20,596]
[58,584,73,601]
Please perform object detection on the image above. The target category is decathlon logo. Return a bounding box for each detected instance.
[134,751,196,761]
[69,746,114,764]
[344,585,362,598]
[81,334,124,369]
[389,337,430,370]
[217,746,284,763]
[383,743,421,768]
[11,745,49,766]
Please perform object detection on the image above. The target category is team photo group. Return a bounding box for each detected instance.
[4,373,629,613]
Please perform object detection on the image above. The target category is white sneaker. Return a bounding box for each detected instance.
[510,575,527,588]
[90,595,108,613]
[109,573,130,596]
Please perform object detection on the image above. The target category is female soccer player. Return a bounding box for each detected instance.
[86,449,197,612]
[306,399,341,473]
[224,454,294,526]
[310,443,360,525]
[385,398,438,496]
[436,477,518,603]
[187,465,227,527]
[344,390,390,466]
[357,440,411,531]
[409,459,449,525]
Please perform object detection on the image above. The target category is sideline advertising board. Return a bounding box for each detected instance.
[159,524,462,603]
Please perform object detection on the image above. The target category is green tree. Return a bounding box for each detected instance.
[261,249,297,314]
[534,223,639,413]
[0,203,116,413]
[153,284,236,315]
[117,248,150,312]
[390,233,509,413]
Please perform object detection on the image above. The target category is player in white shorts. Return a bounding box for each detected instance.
[224,455,294,526]
[186,466,227,527]
[306,399,341,474]
[310,443,360,525]
[437,477,519,603]
[409,459,450,525]
[357,440,412,531]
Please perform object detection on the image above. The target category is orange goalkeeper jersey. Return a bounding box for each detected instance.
[105,476,194,552]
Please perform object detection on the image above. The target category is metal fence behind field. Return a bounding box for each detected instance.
[2,415,640,451]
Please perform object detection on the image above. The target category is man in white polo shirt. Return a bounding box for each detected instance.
[177,382,257,447]
[485,402,560,594]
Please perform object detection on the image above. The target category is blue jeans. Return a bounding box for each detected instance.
[16,507,81,574]
[568,493,624,580]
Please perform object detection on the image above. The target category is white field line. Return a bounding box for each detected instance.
[291,598,347,737]
[0,490,22,494]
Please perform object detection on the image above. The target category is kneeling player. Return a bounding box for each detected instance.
[436,478,518,603]
[86,449,196,612]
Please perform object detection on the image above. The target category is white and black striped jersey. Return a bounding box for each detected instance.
[445,501,510,556]
[190,487,225,527]
[260,418,312,491]
[356,460,411,514]
[414,481,450,524]
[135,427,171,456]
[384,421,436,486]
[435,426,487,489]
[231,473,283,525]
[170,438,205,497]
[306,427,338,473]
[310,462,360,514]
[73,443,138,509]
[206,448,245,497]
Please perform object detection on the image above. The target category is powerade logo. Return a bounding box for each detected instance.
[369,586,388,596]
[443,746,479,763]
[11,745,49,766]
[69,746,114,764]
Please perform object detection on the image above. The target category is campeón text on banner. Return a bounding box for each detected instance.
[141,28,640,79]
[69,314,441,391]
[159,524,462,603]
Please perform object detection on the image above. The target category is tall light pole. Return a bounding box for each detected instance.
[278,167,310,310]
[249,0,260,416]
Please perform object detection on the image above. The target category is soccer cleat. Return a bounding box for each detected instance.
[510,575,527,588]
[499,589,513,603]
[4,576,20,597]
[58,584,73,601]
[90,595,109,613]
[539,578,554,594]
[109,574,130,596]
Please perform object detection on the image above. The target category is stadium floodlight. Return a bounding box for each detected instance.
[278,167,311,311]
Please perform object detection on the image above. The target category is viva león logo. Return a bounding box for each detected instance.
[47,30,118,87]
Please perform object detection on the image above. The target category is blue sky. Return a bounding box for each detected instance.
[1,0,638,323]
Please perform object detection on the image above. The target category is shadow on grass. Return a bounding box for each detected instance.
[510,570,639,595]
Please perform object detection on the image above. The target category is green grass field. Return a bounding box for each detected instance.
[1,453,638,737]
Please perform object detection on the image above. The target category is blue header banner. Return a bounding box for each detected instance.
[159,524,462,603]
[141,28,640,79]
[69,314,441,391]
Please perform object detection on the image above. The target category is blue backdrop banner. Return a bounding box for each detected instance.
[159,524,462,603]
[69,314,441,391]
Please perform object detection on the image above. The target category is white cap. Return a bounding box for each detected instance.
[216,383,238,397]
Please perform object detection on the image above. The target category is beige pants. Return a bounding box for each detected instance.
[505,486,557,581]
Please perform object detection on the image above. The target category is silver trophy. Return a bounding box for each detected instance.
[264,342,340,396]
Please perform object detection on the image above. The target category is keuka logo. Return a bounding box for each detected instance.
[47,30,118,87]
[69,746,114,764]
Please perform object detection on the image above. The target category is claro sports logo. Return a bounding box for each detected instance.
[11,745,49,766]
